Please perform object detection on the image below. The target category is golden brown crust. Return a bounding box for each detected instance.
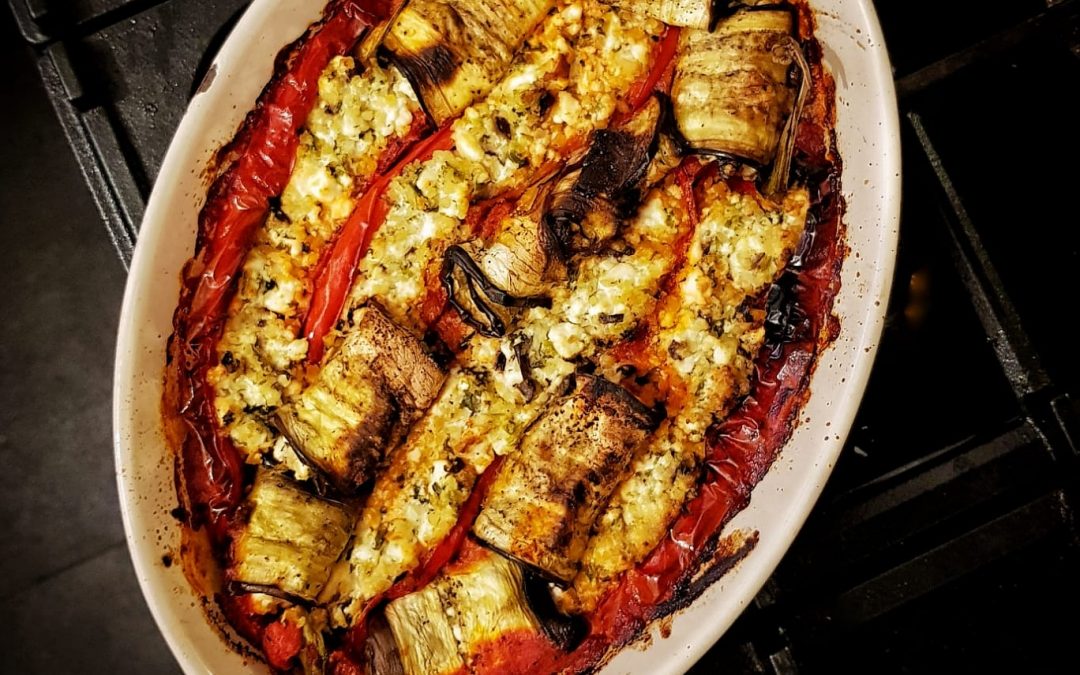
[473,374,657,582]
[275,305,445,491]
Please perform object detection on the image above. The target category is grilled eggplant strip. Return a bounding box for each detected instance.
[227,470,353,603]
[275,305,444,491]
[473,374,659,583]
[602,0,709,28]
[385,580,465,675]
[672,9,798,166]
[383,550,545,675]
[441,182,559,338]
[478,181,564,299]
[381,0,555,125]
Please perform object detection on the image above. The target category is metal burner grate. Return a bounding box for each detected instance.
[11,0,1079,671]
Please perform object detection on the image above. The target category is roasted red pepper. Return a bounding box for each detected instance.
[625,25,681,112]
[303,123,457,363]
[674,155,705,227]
[169,1,383,538]
[263,618,304,671]
[182,1,381,345]
[386,455,507,601]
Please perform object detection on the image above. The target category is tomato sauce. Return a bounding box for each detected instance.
[172,1,845,671]
[431,29,846,675]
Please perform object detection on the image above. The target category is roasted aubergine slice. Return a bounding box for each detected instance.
[441,183,558,339]
[672,8,799,166]
[601,0,712,29]
[378,548,573,675]
[227,469,353,603]
[381,0,555,125]
[473,374,659,583]
[276,304,444,491]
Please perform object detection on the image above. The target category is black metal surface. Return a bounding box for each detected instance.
[9,0,1079,671]
[25,0,249,264]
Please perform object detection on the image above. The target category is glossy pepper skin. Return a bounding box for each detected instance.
[625,25,681,111]
[168,0,392,539]
[302,123,454,364]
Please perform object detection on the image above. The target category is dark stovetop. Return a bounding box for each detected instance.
[10,0,1079,671]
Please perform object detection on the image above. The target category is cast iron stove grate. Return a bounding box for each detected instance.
[9,0,1078,672]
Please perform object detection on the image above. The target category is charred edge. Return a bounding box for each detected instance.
[547,102,662,256]
[441,245,552,338]
[273,412,356,498]
[225,581,313,607]
[441,246,504,337]
[422,328,458,369]
[655,92,691,157]
[273,438,359,506]
[523,570,588,651]
[419,42,459,85]
[744,3,796,16]
[285,450,339,499]
[710,1,794,32]
[211,594,268,662]
[763,272,809,356]
[512,334,538,403]
[475,536,568,586]
[377,45,438,123]
[559,371,578,396]
[582,375,664,431]
[581,131,640,195]
[655,531,758,619]
[395,41,459,87]
[286,471,353,511]
[709,1,745,31]
[695,147,759,169]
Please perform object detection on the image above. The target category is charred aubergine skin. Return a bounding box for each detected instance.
[545,95,663,257]
[276,304,444,491]
[381,0,555,125]
[473,374,659,583]
[672,8,797,165]
[383,549,544,675]
[442,96,664,339]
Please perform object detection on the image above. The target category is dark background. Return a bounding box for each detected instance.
[0,7,176,675]
[1,1,1077,673]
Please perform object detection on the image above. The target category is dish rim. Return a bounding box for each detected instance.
[113,1,901,672]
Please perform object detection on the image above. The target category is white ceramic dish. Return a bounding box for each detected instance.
[114,1,900,672]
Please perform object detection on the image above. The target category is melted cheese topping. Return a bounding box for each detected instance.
[208,58,420,461]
